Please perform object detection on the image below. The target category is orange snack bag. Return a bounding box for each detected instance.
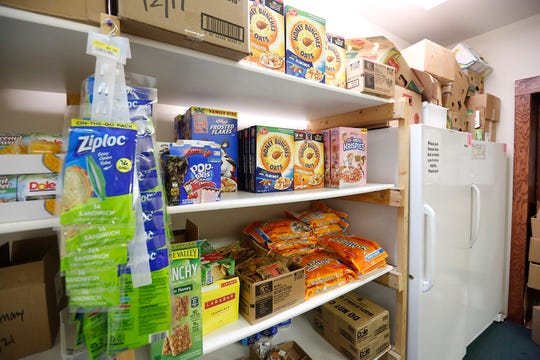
[285,201,349,230]
[297,251,356,288]
[305,277,348,299]
[267,237,318,252]
[318,234,388,275]
[243,218,314,244]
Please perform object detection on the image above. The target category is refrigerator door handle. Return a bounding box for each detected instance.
[422,204,436,292]
[470,184,481,248]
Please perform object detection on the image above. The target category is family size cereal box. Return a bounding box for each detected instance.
[294,130,324,190]
[323,127,368,188]
[325,33,346,88]
[151,241,202,360]
[167,140,222,205]
[285,6,326,83]
[248,126,294,193]
[180,107,239,192]
[245,0,285,73]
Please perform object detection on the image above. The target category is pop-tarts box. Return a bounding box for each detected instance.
[168,140,222,205]
[179,107,239,192]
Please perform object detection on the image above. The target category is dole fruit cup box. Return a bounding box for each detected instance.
[244,0,285,73]
[179,107,239,192]
[151,241,202,359]
[285,6,326,83]
[294,130,324,190]
[323,127,368,188]
[248,126,294,193]
[325,33,346,88]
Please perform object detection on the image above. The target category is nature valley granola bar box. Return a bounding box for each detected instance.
[151,241,202,360]
[285,6,326,83]
[245,0,285,73]
[294,130,324,190]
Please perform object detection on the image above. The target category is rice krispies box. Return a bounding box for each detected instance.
[179,107,239,192]
[166,140,222,205]
[294,130,324,190]
[323,127,367,188]
[248,126,294,193]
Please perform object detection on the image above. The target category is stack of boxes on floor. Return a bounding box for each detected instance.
[529,207,540,345]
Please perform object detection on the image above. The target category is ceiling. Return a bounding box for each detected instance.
[342,0,540,46]
[287,0,540,47]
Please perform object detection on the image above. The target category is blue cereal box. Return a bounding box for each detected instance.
[180,107,238,192]
[168,140,222,205]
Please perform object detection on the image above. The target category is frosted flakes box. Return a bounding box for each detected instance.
[248,126,294,193]
[285,5,326,83]
[180,107,238,193]
[323,127,367,188]
[245,0,285,72]
[325,33,346,88]
[167,140,222,205]
[294,130,324,190]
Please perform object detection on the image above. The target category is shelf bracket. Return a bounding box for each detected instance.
[375,269,403,291]
[340,188,403,207]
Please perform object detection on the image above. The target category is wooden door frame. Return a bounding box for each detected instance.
[509,75,540,323]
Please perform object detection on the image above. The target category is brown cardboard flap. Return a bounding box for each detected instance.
[11,236,57,264]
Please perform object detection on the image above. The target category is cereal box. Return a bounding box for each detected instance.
[248,126,294,193]
[294,131,324,190]
[151,241,202,359]
[201,277,240,335]
[323,127,368,188]
[244,0,285,73]
[180,107,239,192]
[167,140,222,205]
[285,6,326,83]
[0,175,17,202]
[17,173,58,201]
[325,33,346,88]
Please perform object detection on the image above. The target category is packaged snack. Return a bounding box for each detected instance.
[0,134,24,154]
[0,175,17,202]
[293,130,324,190]
[243,218,314,244]
[16,173,58,201]
[296,250,355,290]
[285,202,349,230]
[318,234,388,275]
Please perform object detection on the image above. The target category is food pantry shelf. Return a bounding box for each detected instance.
[202,264,393,355]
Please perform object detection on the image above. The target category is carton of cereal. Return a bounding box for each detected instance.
[180,107,238,192]
[325,33,346,88]
[285,6,326,83]
[323,127,367,188]
[248,126,294,193]
[245,0,285,73]
[294,130,324,190]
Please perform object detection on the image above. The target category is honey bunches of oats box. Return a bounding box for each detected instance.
[245,0,285,73]
[285,5,326,83]
[294,130,324,190]
[325,33,346,88]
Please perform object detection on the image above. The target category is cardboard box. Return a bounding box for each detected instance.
[249,340,312,360]
[394,85,422,125]
[313,293,389,347]
[346,58,395,98]
[441,64,469,107]
[528,262,540,290]
[238,260,305,324]
[463,69,484,96]
[529,237,540,264]
[402,39,457,84]
[0,236,63,359]
[533,215,540,238]
[532,306,540,345]
[452,43,493,76]
[244,0,285,73]
[413,69,442,105]
[313,317,390,360]
[447,110,467,132]
[202,277,240,335]
[466,94,501,122]
[422,102,448,129]
[346,36,423,94]
[117,0,249,61]
[0,0,104,24]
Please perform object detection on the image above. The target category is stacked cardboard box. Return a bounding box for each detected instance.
[312,294,390,360]
[529,207,540,291]
[466,94,501,141]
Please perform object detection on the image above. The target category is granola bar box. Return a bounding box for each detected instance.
[323,127,368,188]
[201,277,240,335]
[151,241,202,359]
[247,126,294,193]
[179,107,239,192]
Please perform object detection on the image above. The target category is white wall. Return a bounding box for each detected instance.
[459,13,540,315]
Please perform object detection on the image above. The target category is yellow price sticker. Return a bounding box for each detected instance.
[92,40,120,57]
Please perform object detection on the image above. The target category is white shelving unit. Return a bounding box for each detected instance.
[1,5,406,360]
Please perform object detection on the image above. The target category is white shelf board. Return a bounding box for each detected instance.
[202,264,393,354]
[0,6,392,120]
[168,183,395,214]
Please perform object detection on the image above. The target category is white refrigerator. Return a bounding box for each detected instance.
[407,124,508,360]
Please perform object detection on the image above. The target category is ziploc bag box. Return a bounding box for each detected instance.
[0,236,64,359]
[202,277,240,335]
[151,241,202,359]
[180,107,239,193]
